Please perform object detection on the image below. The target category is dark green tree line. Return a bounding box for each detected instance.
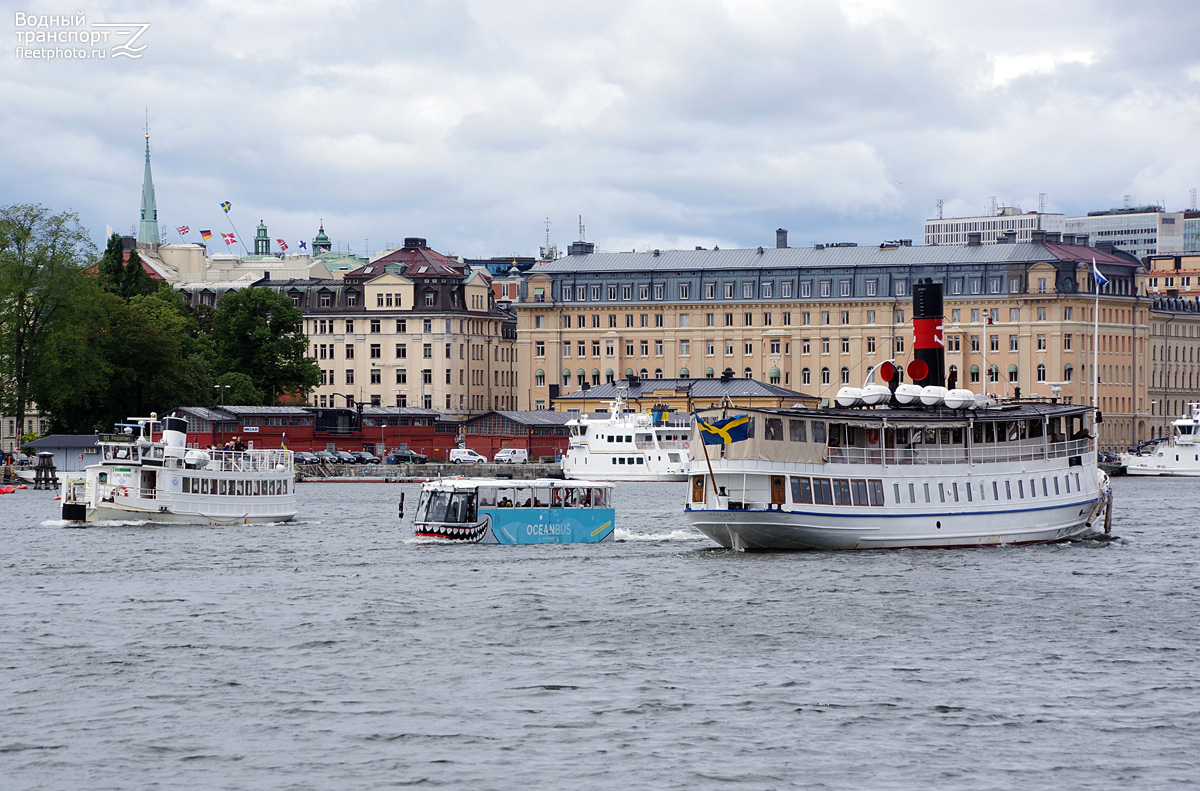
[2,204,321,436]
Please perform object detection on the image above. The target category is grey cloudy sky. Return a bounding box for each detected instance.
[4,0,1199,258]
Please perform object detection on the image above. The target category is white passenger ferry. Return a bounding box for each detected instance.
[684,281,1112,550]
[60,415,297,525]
[1121,403,1200,476]
[562,392,691,481]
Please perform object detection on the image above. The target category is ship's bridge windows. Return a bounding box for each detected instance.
[764,418,783,440]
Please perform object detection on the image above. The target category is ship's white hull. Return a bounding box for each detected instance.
[70,498,296,525]
[561,459,688,482]
[1121,451,1200,476]
[687,499,1098,550]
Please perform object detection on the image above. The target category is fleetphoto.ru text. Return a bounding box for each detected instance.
[14,12,149,60]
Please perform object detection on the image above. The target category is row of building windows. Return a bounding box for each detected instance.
[537,304,1090,332]
[559,278,923,303]
[308,317,503,335]
[550,274,1113,304]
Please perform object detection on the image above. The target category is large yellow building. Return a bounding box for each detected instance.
[514,235,1187,451]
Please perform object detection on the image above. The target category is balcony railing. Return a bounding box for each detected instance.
[825,437,1091,466]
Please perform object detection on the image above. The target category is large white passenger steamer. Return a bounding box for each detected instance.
[60,415,297,525]
[562,390,691,481]
[684,280,1112,550]
[1121,403,1200,476]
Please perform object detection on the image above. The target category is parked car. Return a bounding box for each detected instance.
[493,448,529,463]
[350,451,380,464]
[293,451,319,464]
[313,450,339,464]
[387,448,428,465]
[333,450,356,464]
[449,448,487,464]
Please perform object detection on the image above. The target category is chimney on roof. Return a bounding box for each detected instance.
[1075,234,1089,247]
[403,237,427,248]
[776,228,788,248]
[567,241,594,256]
[1031,230,1046,243]
[967,232,982,246]
[1046,232,1061,243]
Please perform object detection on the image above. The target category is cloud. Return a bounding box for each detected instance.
[3,0,1199,257]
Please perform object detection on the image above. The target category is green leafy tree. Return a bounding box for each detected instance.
[0,204,95,437]
[121,247,152,298]
[211,287,319,404]
[214,371,263,406]
[35,285,211,432]
[97,232,125,292]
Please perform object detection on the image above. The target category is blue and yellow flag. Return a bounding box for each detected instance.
[220,201,232,213]
[695,413,751,445]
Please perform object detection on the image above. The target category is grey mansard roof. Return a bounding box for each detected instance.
[535,241,1138,273]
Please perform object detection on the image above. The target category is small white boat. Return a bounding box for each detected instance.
[562,390,691,481]
[1121,403,1200,476]
[60,414,297,525]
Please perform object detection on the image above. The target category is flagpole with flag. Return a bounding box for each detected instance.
[220,201,249,256]
[1092,257,1109,433]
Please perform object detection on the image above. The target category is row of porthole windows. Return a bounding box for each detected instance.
[891,471,1083,505]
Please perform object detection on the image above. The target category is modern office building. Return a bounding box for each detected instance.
[925,206,1065,246]
[516,234,1157,450]
[1063,206,1191,260]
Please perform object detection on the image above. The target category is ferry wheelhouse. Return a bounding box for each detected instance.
[60,415,297,525]
[412,478,615,544]
[684,280,1112,551]
[1121,403,1200,476]
[562,393,691,481]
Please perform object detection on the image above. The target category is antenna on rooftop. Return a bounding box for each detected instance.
[1123,194,1131,208]
[1038,192,1047,213]
[936,198,943,220]
[1190,189,1197,211]
[578,214,586,242]
[987,196,997,216]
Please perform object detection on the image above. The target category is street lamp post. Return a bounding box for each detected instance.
[214,384,231,405]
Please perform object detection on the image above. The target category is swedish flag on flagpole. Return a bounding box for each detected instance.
[695,413,751,445]
[1092,257,1109,289]
[220,201,232,213]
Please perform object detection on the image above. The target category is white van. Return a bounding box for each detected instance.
[493,448,529,464]
[449,448,487,464]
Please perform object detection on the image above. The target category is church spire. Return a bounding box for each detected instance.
[137,127,159,246]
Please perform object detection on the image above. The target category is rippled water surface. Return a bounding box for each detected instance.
[2,478,1198,790]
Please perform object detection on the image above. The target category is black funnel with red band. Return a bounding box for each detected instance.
[911,279,945,388]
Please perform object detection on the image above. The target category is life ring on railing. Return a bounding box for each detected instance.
[116,485,129,497]
[868,429,879,445]
[683,440,690,449]
[1088,439,1095,453]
